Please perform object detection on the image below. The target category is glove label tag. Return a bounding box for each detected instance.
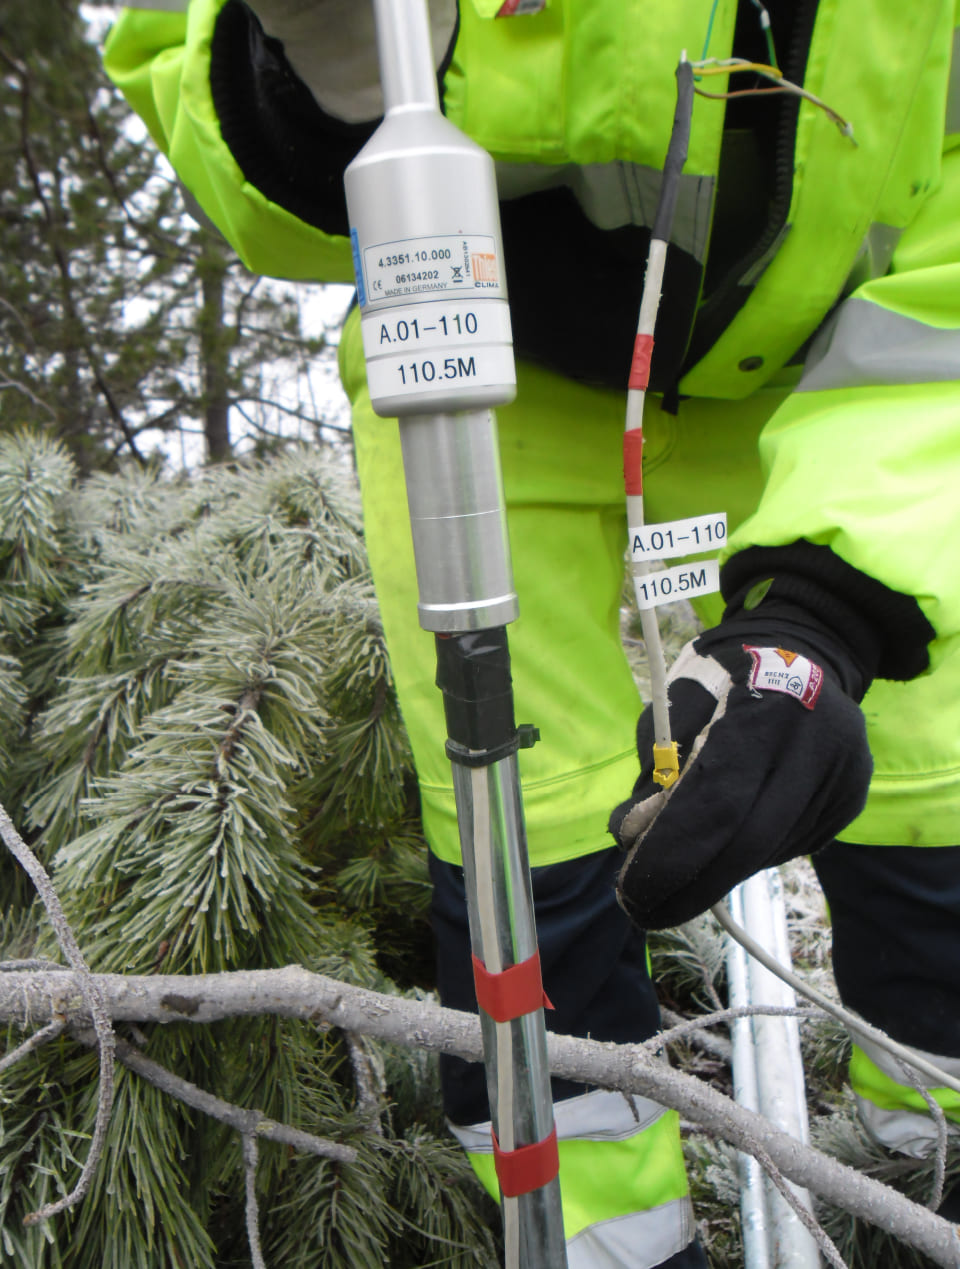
[743,646,823,710]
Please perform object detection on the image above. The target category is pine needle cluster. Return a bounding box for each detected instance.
[0,431,497,1268]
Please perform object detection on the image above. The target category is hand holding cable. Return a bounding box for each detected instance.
[610,578,876,930]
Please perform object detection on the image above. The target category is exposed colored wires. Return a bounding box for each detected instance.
[748,0,778,70]
[700,0,777,67]
[699,0,721,63]
[693,58,856,143]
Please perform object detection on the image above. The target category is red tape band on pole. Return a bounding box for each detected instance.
[628,333,654,391]
[472,951,553,1023]
[623,428,644,496]
[492,1127,560,1197]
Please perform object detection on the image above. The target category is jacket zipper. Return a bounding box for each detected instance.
[678,0,821,376]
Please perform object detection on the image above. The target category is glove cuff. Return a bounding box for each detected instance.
[721,542,934,685]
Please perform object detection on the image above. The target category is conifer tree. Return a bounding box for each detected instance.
[0,430,498,1268]
[0,0,332,469]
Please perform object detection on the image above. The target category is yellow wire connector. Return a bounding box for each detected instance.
[652,741,680,789]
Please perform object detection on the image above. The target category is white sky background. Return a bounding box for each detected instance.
[81,5,355,471]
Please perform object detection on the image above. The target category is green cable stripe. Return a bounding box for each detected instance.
[468,1110,689,1241]
[850,1045,960,1120]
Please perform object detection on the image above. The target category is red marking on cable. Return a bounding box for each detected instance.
[492,1127,560,1197]
[472,951,553,1023]
[628,333,655,391]
[497,0,546,11]
[623,429,644,496]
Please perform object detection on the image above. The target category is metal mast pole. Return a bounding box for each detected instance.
[344,4,567,1265]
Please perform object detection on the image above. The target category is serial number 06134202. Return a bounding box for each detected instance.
[394,271,439,284]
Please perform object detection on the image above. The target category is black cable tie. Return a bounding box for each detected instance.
[445,724,540,769]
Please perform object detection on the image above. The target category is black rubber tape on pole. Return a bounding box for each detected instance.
[651,60,695,246]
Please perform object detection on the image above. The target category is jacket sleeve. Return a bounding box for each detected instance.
[103,0,362,282]
[722,11,960,677]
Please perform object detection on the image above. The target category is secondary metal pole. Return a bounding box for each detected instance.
[343,4,567,1265]
[727,873,821,1268]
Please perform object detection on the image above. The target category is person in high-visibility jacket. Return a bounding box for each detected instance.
[105,2,960,1263]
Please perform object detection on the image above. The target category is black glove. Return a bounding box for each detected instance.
[610,562,887,931]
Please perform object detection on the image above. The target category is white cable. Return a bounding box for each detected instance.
[712,898,960,1099]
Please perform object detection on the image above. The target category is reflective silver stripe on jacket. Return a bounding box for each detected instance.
[840,222,903,297]
[566,1197,697,1269]
[857,1035,960,1087]
[496,161,715,262]
[798,298,960,392]
[854,1038,960,1160]
[450,1089,695,1268]
[854,1098,955,1159]
[448,1086,668,1153]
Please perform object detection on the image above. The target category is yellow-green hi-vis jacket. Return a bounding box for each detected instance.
[106,0,960,655]
[103,1,960,1245]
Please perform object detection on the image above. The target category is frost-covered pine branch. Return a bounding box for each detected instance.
[3,433,955,1269]
[0,436,489,1269]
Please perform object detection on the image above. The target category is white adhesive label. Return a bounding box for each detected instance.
[744,646,823,710]
[629,512,728,563]
[361,234,504,302]
[365,343,516,402]
[362,298,514,403]
[360,298,512,359]
[632,559,721,610]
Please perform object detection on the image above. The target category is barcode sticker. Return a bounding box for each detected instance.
[361,234,504,303]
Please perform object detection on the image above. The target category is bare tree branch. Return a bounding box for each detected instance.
[2,962,959,1266]
[898,1058,950,1212]
[659,1006,732,1063]
[747,1133,847,1269]
[1,798,956,1263]
[0,373,57,419]
[344,1030,386,1135]
[650,1003,817,1055]
[0,1018,65,1075]
[0,804,115,1226]
[71,1031,356,1165]
[242,1133,267,1269]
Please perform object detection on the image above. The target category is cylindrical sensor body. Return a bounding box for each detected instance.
[345,107,516,418]
[399,408,518,630]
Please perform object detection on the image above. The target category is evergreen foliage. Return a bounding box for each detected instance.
[0,431,497,1267]
[2,433,953,1265]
